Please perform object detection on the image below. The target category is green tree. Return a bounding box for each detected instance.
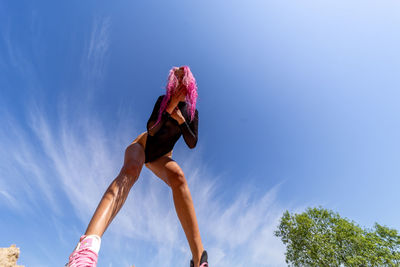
[275,207,400,266]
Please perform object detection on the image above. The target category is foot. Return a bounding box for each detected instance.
[190,250,208,267]
[66,235,101,267]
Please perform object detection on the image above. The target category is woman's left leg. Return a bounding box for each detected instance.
[145,155,204,266]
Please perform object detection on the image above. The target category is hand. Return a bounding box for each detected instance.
[170,107,185,124]
[167,85,186,112]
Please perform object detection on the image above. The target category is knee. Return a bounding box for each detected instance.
[121,160,142,182]
[110,161,141,195]
[106,173,134,201]
[167,170,187,191]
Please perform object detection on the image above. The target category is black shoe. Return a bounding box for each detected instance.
[190,250,208,267]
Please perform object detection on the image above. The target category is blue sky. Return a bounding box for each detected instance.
[1,0,400,266]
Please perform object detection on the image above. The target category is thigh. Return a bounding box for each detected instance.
[123,132,147,173]
[130,131,147,150]
[145,155,183,187]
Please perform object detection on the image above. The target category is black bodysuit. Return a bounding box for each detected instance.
[144,95,199,163]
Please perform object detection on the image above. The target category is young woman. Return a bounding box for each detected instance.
[67,66,208,267]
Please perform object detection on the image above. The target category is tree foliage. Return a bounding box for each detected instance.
[275,207,400,266]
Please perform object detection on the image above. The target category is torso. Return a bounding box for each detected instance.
[144,101,188,163]
[132,96,197,164]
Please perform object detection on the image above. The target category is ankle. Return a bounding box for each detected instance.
[192,252,201,263]
[192,250,205,265]
[191,259,200,267]
[80,234,102,254]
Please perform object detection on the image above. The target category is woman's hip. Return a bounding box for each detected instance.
[131,131,148,150]
[130,131,173,163]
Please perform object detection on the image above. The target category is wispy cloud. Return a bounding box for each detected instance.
[0,190,18,210]
[0,24,38,90]
[0,111,60,215]
[179,154,288,267]
[1,100,290,266]
[81,16,111,92]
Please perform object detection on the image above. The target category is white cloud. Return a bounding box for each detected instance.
[0,111,59,215]
[1,103,290,266]
[178,153,288,267]
[0,190,18,209]
[81,16,112,92]
[1,25,38,91]
[0,103,290,266]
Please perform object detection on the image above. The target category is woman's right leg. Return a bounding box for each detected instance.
[67,133,147,266]
[85,133,147,237]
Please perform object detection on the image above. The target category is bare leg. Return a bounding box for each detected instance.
[172,179,204,266]
[85,142,145,237]
[146,156,204,267]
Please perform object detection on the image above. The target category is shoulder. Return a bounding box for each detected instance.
[192,106,199,115]
[187,103,199,115]
[189,107,199,119]
[192,109,199,118]
[154,95,166,105]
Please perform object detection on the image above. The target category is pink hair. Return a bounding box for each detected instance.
[150,66,198,130]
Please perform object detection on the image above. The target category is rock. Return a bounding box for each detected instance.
[0,245,24,267]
